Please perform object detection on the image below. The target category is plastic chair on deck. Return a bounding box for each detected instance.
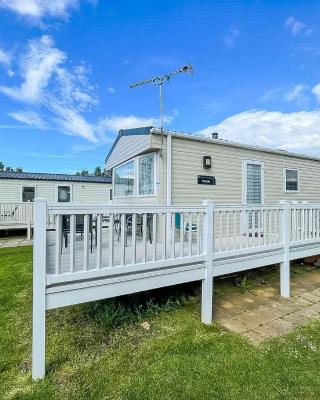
[175,213,197,237]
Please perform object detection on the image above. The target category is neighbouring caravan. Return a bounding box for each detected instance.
[0,171,112,204]
[105,127,320,206]
[0,171,112,236]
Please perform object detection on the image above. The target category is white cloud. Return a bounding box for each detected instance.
[0,0,82,20]
[284,84,309,105]
[224,27,240,49]
[51,104,98,142]
[8,110,46,128]
[96,115,173,134]
[0,47,14,76]
[0,35,65,103]
[312,83,320,102]
[261,88,282,102]
[0,35,176,143]
[198,110,320,154]
[0,47,10,66]
[107,87,115,94]
[285,16,311,37]
[0,35,100,142]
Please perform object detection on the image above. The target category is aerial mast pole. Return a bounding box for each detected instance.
[130,63,193,135]
[130,64,194,209]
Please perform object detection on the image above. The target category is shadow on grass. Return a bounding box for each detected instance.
[84,282,200,333]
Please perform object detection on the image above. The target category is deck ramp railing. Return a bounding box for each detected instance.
[289,204,320,243]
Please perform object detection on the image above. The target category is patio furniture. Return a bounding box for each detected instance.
[62,215,95,253]
[116,213,153,244]
[175,213,197,237]
[0,205,19,221]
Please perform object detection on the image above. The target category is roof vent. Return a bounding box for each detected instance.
[211,132,218,139]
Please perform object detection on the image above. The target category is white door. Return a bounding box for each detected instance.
[242,160,264,231]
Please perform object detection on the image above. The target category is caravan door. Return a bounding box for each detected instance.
[242,159,264,233]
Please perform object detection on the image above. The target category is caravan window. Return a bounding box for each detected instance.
[58,186,71,202]
[22,186,35,202]
[114,160,134,197]
[138,154,155,195]
[285,169,299,192]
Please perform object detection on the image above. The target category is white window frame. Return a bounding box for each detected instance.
[112,153,157,199]
[55,184,73,203]
[112,159,136,199]
[137,153,157,198]
[21,185,37,203]
[283,167,299,193]
[242,159,265,204]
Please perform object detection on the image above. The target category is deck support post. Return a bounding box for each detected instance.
[27,220,31,240]
[32,198,47,380]
[280,200,290,298]
[201,200,214,324]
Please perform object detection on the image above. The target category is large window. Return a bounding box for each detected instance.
[138,154,155,195]
[285,168,299,192]
[114,161,135,197]
[22,186,35,202]
[58,185,71,202]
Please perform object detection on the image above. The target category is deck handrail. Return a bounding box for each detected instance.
[32,198,320,379]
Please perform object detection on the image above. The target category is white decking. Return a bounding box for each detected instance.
[46,228,203,274]
[46,227,281,275]
[32,199,320,379]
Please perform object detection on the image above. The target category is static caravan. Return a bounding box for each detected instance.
[105,127,320,206]
[0,171,112,236]
[31,128,320,379]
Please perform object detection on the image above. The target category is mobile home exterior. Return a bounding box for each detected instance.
[105,127,320,206]
[0,171,112,236]
[0,171,112,204]
[31,129,320,378]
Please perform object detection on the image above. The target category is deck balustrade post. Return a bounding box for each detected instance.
[280,200,290,297]
[201,200,214,324]
[32,198,47,380]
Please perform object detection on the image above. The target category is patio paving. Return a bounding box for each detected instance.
[215,263,320,343]
[0,234,32,248]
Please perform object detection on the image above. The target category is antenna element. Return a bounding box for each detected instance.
[129,64,193,134]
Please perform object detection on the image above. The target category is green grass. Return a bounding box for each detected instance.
[1,246,320,399]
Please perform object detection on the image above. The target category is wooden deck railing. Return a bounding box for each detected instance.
[31,199,320,379]
[0,202,33,238]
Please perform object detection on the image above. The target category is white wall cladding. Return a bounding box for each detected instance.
[106,135,153,170]
[0,179,111,204]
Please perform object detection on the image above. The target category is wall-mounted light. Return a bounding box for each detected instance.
[203,155,211,169]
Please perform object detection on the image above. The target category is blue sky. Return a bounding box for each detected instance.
[1,0,320,173]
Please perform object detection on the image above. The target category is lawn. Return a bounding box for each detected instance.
[1,246,320,400]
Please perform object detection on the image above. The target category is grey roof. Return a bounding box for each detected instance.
[0,171,112,184]
[151,128,320,163]
[106,126,320,168]
[105,126,153,163]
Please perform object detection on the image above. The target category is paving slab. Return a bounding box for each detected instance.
[0,235,32,247]
[215,265,320,343]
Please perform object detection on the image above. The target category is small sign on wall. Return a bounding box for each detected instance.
[197,175,216,185]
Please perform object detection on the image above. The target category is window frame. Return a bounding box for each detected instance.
[112,159,136,199]
[55,184,73,203]
[283,167,299,193]
[241,158,265,204]
[137,153,156,197]
[112,152,157,199]
[21,185,36,203]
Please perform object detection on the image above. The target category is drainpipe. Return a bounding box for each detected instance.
[166,132,172,206]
